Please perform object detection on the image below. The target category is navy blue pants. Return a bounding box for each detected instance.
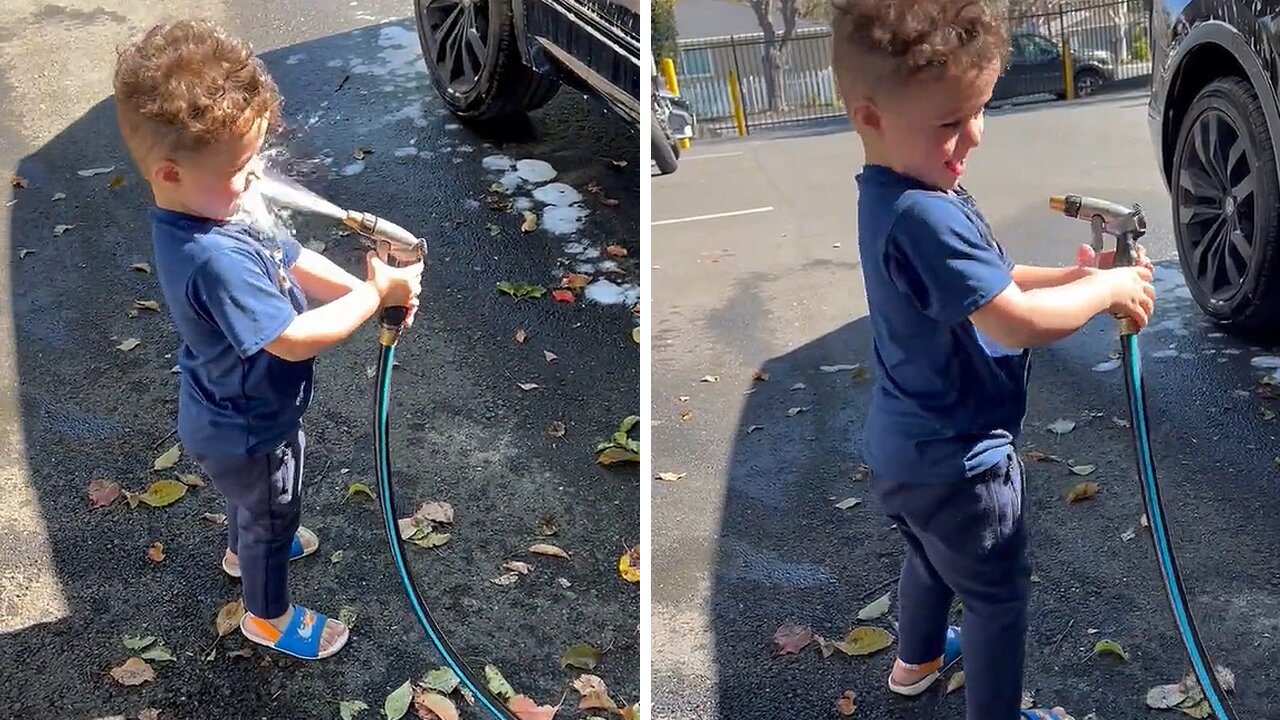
[193,428,306,619]
[871,449,1032,720]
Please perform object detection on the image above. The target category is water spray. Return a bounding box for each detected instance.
[1049,195,1234,720]
[254,171,519,720]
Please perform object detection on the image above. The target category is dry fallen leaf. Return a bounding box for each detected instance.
[134,300,161,312]
[50,192,65,201]
[562,273,591,291]
[573,674,617,711]
[657,471,686,482]
[414,501,455,525]
[131,262,152,273]
[537,515,559,536]
[833,626,895,656]
[153,445,181,471]
[700,375,719,383]
[515,328,528,344]
[77,165,115,177]
[605,245,628,258]
[215,599,246,637]
[138,708,160,720]
[836,690,857,716]
[9,175,26,188]
[129,479,188,509]
[88,479,121,509]
[1066,481,1100,504]
[507,695,560,720]
[520,211,538,233]
[547,421,566,438]
[147,542,166,563]
[530,543,570,559]
[412,689,460,720]
[551,289,575,304]
[201,512,227,525]
[856,591,890,620]
[773,623,814,655]
[503,561,532,575]
[946,671,966,694]
[618,546,640,583]
[17,247,34,258]
[53,224,75,236]
[352,147,374,160]
[543,350,558,363]
[596,447,639,465]
[178,473,204,487]
[117,338,141,352]
[561,643,603,670]
[752,369,770,382]
[109,657,156,686]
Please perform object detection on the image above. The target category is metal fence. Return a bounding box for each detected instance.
[669,0,1153,137]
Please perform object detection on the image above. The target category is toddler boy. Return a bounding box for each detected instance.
[113,20,424,660]
[830,1,1155,717]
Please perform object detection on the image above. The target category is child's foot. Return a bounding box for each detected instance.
[240,604,349,660]
[888,625,963,696]
[222,526,319,578]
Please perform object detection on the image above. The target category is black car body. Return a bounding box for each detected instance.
[992,32,1115,103]
[413,0,640,125]
[1149,0,1280,333]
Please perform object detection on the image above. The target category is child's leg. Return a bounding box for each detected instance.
[890,519,955,673]
[915,454,1032,720]
[226,498,241,556]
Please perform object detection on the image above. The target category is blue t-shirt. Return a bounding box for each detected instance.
[150,208,313,458]
[856,165,1031,484]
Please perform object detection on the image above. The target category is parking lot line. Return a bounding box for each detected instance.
[651,206,775,226]
[683,151,744,160]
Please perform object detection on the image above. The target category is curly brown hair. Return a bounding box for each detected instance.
[831,0,1010,102]
[113,20,282,169]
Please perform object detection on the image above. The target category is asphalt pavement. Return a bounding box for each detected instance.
[651,90,1280,719]
[0,2,638,718]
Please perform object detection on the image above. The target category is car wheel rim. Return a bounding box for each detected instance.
[1178,107,1257,302]
[1077,75,1098,95]
[421,0,490,94]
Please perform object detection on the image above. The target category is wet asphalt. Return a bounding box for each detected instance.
[651,89,1280,719]
[0,1,638,718]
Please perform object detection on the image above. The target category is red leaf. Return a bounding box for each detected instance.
[773,623,814,655]
[88,479,121,509]
[551,289,575,304]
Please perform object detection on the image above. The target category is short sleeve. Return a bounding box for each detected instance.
[189,244,298,359]
[886,193,1012,326]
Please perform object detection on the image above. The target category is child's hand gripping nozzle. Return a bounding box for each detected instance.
[343,210,427,348]
[1048,194,1148,336]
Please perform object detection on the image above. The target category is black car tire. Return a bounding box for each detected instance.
[652,121,678,175]
[414,0,559,121]
[1171,76,1280,334]
[1074,68,1104,97]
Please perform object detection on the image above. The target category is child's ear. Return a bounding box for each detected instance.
[851,101,883,134]
[153,160,181,186]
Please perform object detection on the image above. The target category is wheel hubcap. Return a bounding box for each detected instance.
[1178,108,1257,301]
[421,0,490,93]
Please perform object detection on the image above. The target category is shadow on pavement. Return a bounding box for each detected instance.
[0,20,639,719]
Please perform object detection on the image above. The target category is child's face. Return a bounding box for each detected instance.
[856,61,1001,191]
[157,116,267,220]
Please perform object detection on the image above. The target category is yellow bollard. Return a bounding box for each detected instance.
[728,71,747,138]
[660,58,692,149]
[1061,36,1075,101]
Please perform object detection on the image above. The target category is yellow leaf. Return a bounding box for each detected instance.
[109,657,155,686]
[178,473,205,487]
[347,483,374,500]
[1067,481,1100,504]
[529,543,570,559]
[153,443,181,470]
[597,447,639,466]
[618,546,640,583]
[215,599,245,637]
[632,327,639,344]
[833,626,895,656]
[946,670,966,694]
[135,479,187,508]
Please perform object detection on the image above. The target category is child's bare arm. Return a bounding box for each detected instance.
[266,253,423,362]
[1011,264,1089,291]
[290,248,364,304]
[972,267,1154,349]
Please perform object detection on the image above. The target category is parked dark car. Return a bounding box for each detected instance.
[412,0,640,126]
[1148,1,1280,333]
[991,32,1115,103]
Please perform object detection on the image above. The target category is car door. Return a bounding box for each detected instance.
[993,35,1034,101]
[1020,34,1063,96]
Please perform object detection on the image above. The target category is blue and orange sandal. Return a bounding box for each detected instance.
[888,625,963,696]
[222,526,319,578]
[239,604,349,660]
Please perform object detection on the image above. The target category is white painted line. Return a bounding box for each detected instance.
[652,206,775,227]
[685,151,744,160]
